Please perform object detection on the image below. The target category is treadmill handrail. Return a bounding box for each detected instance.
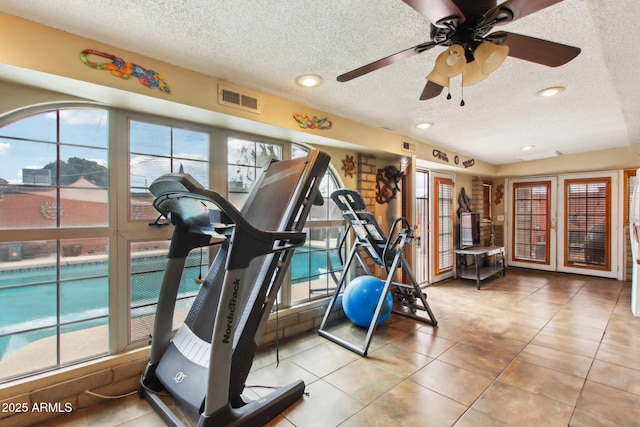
[151,173,306,269]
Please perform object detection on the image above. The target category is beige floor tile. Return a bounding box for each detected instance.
[368,380,467,427]
[409,359,494,405]
[530,330,600,358]
[497,359,585,406]
[286,341,360,378]
[278,380,364,427]
[393,330,456,358]
[437,342,513,378]
[364,343,433,377]
[575,380,640,426]
[587,359,640,396]
[472,381,573,427]
[453,408,513,427]
[21,270,640,427]
[338,405,402,427]
[323,358,403,404]
[517,343,593,378]
[569,408,621,427]
[596,341,640,371]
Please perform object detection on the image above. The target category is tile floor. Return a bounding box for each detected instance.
[42,269,640,426]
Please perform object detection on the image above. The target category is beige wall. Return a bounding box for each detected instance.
[0,12,497,177]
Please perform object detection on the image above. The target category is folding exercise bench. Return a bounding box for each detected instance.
[318,188,437,356]
[139,150,330,427]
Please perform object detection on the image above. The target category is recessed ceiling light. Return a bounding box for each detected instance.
[415,122,433,129]
[521,145,535,151]
[295,74,322,88]
[537,86,565,97]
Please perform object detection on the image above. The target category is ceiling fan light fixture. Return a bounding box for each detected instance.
[295,74,323,88]
[435,44,466,77]
[474,42,509,75]
[426,69,450,88]
[462,60,488,87]
[537,86,565,97]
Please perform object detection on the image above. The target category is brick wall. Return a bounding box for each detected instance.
[357,153,380,276]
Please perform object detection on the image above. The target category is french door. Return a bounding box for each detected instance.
[507,172,620,278]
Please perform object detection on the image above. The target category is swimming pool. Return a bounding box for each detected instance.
[0,249,340,359]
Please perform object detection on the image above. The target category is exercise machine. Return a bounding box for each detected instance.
[318,188,437,356]
[139,150,330,427]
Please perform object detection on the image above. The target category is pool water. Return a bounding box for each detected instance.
[0,249,339,359]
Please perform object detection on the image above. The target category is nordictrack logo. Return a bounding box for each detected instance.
[222,279,240,344]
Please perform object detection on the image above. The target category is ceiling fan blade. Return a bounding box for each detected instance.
[420,80,444,100]
[337,42,437,82]
[485,0,562,26]
[486,31,580,67]
[402,0,465,27]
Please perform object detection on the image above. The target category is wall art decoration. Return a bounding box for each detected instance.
[432,149,449,162]
[375,165,404,204]
[80,49,171,94]
[457,187,472,217]
[495,184,504,205]
[463,158,475,168]
[292,114,332,130]
[341,155,356,178]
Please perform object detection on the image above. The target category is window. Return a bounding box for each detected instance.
[227,137,282,208]
[0,107,110,381]
[226,141,344,306]
[482,181,492,221]
[0,105,344,382]
[290,144,344,305]
[129,120,209,220]
[127,120,211,343]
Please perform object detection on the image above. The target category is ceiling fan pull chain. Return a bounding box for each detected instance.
[460,82,465,107]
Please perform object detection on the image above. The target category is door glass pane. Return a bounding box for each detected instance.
[513,183,550,262]
[415,171,429,283]
[435,177,453,274]
[565,179,609,268]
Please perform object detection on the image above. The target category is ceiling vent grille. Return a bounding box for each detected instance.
[218,84,261,114]
[401,140,415,153]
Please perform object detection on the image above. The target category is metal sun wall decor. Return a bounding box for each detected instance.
[292,114,333,130]
[80,49,171,94]
[376,165,404,204]
[341,155,356,178]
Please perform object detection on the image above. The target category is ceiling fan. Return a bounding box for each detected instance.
[337,0,581,101]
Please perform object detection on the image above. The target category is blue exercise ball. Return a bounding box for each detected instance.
[342,275,393,328]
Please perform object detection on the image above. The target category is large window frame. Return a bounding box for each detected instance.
[0,105,113,382]
[0,104,345,383]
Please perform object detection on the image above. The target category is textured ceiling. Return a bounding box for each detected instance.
[0,0,638,165]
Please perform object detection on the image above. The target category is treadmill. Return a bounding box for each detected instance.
[139,149,330,427]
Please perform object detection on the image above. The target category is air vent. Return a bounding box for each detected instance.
[218,84,261,114]
[401,140,415,153]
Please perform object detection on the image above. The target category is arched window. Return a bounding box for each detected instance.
[0,107,110,381]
